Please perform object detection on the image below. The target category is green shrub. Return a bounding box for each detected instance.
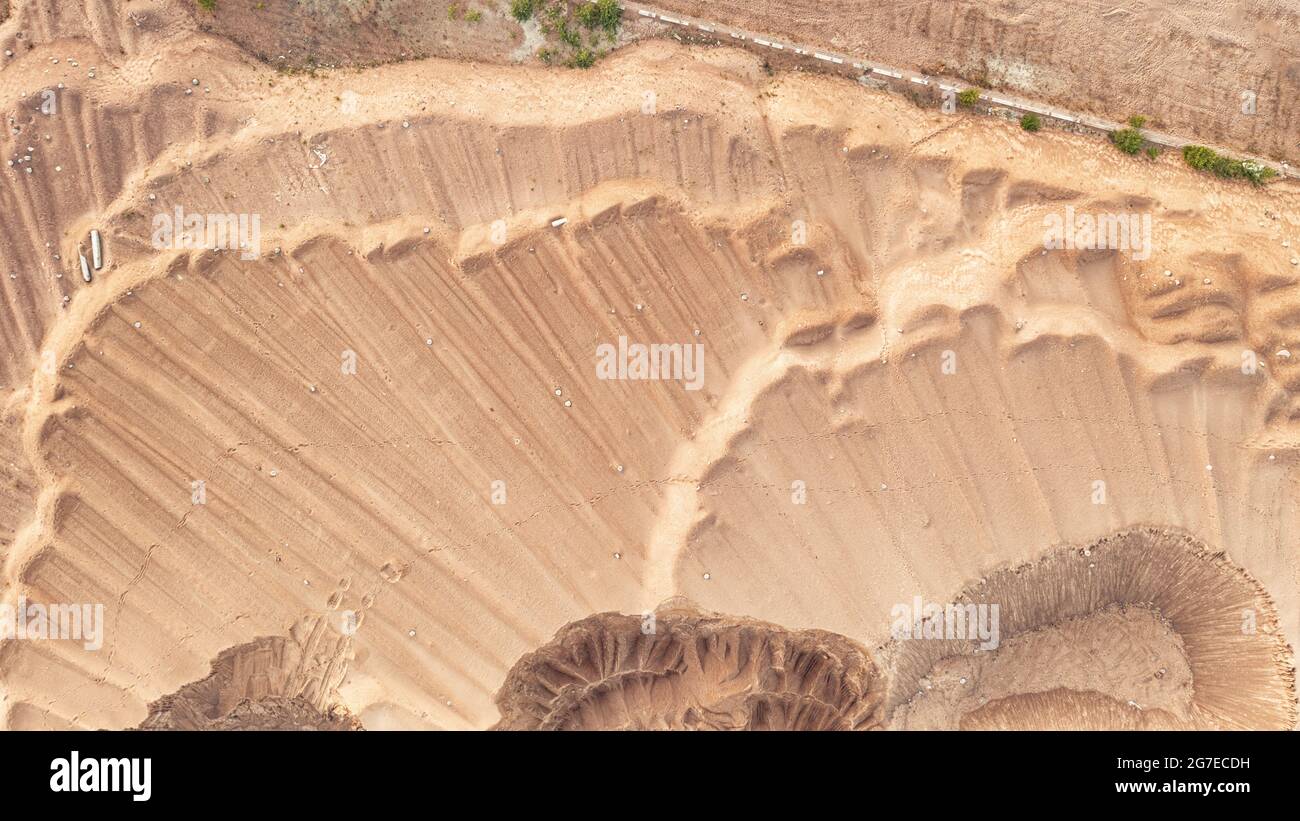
[1181,144,1276,185]
[465,8,482,21]
[196,0,216,10]
[957,88,981,107]
[510,0,534,21]
[1182,144,1216,170]
[531,1,620,68]
[577,0,622,32]
[558,21,580,48]
[1127,115,1147,129]
[1145,145,1160,159]
[1110,127,1144,155]
[448,3,461,20]
[1019,113,1041,132]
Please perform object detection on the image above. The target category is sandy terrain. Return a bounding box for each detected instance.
[655,0,1300,165]
[0,1,1298,730]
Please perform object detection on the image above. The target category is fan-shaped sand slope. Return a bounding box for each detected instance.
[0,5,1298,729]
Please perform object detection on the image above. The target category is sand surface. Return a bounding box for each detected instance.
[655,0,1300,166]
[1,1,1298,730]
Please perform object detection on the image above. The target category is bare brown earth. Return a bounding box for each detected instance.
[186,0,530,69]
[494,603,885,729]
[656,0,1300,165]
[181,0,655,70]
[138,617,362,729]
[1,1,1298,730]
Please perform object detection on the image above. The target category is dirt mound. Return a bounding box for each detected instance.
[494,603,885,730]
[886,529,1296,730]
[138,619,360,730]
